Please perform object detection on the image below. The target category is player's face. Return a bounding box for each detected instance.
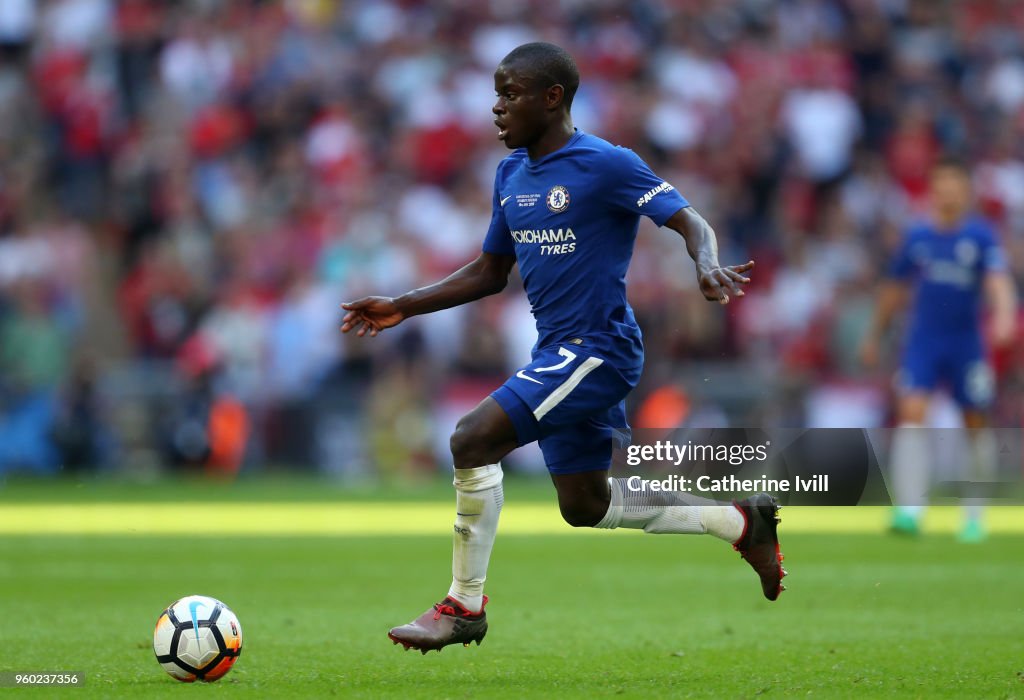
[930,166,972,220]
[493,64,549,149]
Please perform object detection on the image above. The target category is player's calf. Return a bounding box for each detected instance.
[558,495,610,527]
[552,470,615,527]
[590,475,745,540]
[587,477,786,600]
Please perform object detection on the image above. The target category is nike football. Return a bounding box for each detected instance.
[153,595,242,682]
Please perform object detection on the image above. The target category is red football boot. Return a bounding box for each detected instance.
[733,493,787,601]
[388,596,488,654]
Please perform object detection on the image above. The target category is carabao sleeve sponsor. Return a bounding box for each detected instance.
[606,147,689,225]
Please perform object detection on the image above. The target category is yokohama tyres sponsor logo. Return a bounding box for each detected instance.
[510,228,576,244]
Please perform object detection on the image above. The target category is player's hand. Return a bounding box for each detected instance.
[859,336,880,369]
[341,297,405,337]
[698,260,754,305]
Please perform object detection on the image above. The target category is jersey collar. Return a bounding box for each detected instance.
[526,129,585,168]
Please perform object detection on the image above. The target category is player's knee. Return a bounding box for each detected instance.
[450,417,496,467]
[449,422,475,464]
[558,498,608,528]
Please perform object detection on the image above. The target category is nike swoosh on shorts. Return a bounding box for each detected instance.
[516,370,542,385]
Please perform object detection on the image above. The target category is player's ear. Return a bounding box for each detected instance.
[546,84,565,111]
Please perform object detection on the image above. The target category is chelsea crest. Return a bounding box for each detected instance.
[546,185,570,213]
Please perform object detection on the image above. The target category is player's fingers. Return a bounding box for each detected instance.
[342,311,370,332]
[732,260,755,273]
[704,284,729,302]
[724,267,752,284]
[362,319,382,337]
[714,270,745,297]
[341,299,368,311]
[721,269,749,295]
[702,277,725,303]
[356,318,378,337]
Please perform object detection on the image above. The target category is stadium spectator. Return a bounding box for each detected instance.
[0,0,1022,475]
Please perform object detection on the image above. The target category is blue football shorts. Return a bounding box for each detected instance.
[898,334,994,410]
[491,343,639,475]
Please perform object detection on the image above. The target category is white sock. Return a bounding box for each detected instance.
[890,423,929,515]
[447,463,503,613]
[964,429,996,521]
[594,477,744,543]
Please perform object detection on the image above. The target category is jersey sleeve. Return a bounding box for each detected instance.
[606,148,689,226]
[887,230,916,280]
[979,224,1008,273]
[482,165,515,256]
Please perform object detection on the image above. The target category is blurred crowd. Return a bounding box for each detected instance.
[3,0,1024,478]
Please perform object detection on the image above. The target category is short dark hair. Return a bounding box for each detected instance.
[499,42,580,110]
[933,154,970,175]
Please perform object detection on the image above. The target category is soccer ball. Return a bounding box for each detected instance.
[153,595,243,682]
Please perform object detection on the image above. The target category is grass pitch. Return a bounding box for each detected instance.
[0,478,1022,698]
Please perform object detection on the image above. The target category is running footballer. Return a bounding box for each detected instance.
[342,43,786,653]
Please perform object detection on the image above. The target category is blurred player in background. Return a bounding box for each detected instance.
[342,42,785,653]
[861,158,1017,542]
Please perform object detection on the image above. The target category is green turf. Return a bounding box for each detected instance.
[2,527,1023,698]
[0,473,555,504]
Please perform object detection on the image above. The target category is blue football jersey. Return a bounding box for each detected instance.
[482,130,689,371]
[888,215,1007,340]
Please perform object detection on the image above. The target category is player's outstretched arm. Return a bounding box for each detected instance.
[859,280,909,368]
[663,206,753,305]
[341,252,516,337]
[984,271,1018,346]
